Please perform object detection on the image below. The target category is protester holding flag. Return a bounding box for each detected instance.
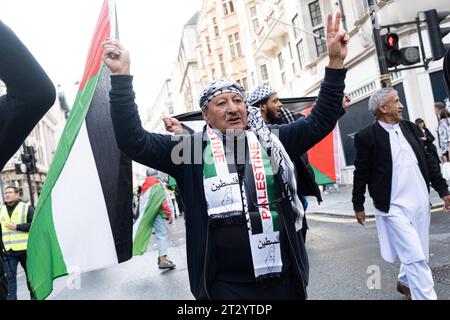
[133,168,176,270]
[26,0,133,300]
[105,12,348,300]
[0,19,56,301]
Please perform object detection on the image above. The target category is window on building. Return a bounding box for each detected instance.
[288,42,296,75]
[278,52,286,85]
[234,33,242,57]
[211,68,216,80]
[242,77,249,94]
[296,39,305,70]
[281,72,287,85]
[229,32,242,59]
[278,52,285,70]
[213,17,219,37]
[314,27,327,56]
[250,6,260,32]
[309,1,322,27]
[292,14,300,39]
[309,1,326,57]
[354,0,369,19]
[228,35,236,59]
[219,53,226,77]
[260,64,269,85]
[199,50,205,69]
[223,0,234,15]
[206,36,211,54]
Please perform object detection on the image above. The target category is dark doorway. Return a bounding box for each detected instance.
[338,82,409,166]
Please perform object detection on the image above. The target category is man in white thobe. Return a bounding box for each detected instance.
[352,88,450,300]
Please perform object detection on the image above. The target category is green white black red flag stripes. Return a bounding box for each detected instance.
[27,0,132,300]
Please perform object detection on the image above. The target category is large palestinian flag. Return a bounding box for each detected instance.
[27,0,133,300]
[301,106,340,185]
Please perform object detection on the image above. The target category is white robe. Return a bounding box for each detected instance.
[375,121,431,264]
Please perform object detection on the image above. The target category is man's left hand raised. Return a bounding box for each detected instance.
[326,11,349,69]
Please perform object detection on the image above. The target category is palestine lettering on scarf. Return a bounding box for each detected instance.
[250,141,271,221]
[208,127,225,163]
[211,177,239,192]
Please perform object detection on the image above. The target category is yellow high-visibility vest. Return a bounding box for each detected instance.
[0,202,29,251]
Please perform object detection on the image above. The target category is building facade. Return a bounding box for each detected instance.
[174,12,205,114]
[196,0,251,95]
[0,81,68,204]
[144,78,176,134]
[151,0,450,186]
[235,0,450,184]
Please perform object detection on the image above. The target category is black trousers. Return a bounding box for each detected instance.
[0,255,7,300]
[1,251,34,300]
[210,273,305,300]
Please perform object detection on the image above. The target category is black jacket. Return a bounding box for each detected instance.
[416,127,439,162]
[352,120,449,213]
[109,68,347,299]
[0,20,56,171]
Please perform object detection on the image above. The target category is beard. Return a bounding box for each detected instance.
[266,108,283,125]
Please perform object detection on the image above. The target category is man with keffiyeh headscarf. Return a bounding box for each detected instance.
[104,12,349,300]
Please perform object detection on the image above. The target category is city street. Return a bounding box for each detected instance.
[16,205,450,300]
[2,0,450,305]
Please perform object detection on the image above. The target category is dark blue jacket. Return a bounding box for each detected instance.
[109,68,347,299]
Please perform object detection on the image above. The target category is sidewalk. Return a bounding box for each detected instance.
[306,185,444,218]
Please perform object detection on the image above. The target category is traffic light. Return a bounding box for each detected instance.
[26,146,38,174]
[382,33,402,67]
[382,33,421,68]
[424,9,450,61]
[19,146,38,174]
[400,46,421,65]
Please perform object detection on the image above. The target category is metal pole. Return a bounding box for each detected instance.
[22,143,35,208]
[367,0,392,88]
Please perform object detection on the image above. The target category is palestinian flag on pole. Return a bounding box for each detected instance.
[301,106,340,185]
[27,0,132,300]
[133,176,173,256]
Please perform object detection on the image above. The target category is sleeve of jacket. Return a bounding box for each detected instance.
[424,136,450,198]
[426,129,435,143]
[16,205,34,232]
[352,131,371,212]
[0,20,56,169]
[275,68,347,160]
[109,75,182,179]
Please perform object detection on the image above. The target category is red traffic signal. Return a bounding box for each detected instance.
[382,33,401,67]
[385,33,399,48]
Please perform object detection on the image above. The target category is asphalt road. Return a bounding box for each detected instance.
[15,209,450,300]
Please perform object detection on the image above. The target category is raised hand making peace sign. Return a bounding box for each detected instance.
[326,11,349,69]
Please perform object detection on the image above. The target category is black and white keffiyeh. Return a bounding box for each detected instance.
[248,85,276,107]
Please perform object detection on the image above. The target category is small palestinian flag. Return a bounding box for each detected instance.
[27,0,133,300]
[133,176,173,256]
